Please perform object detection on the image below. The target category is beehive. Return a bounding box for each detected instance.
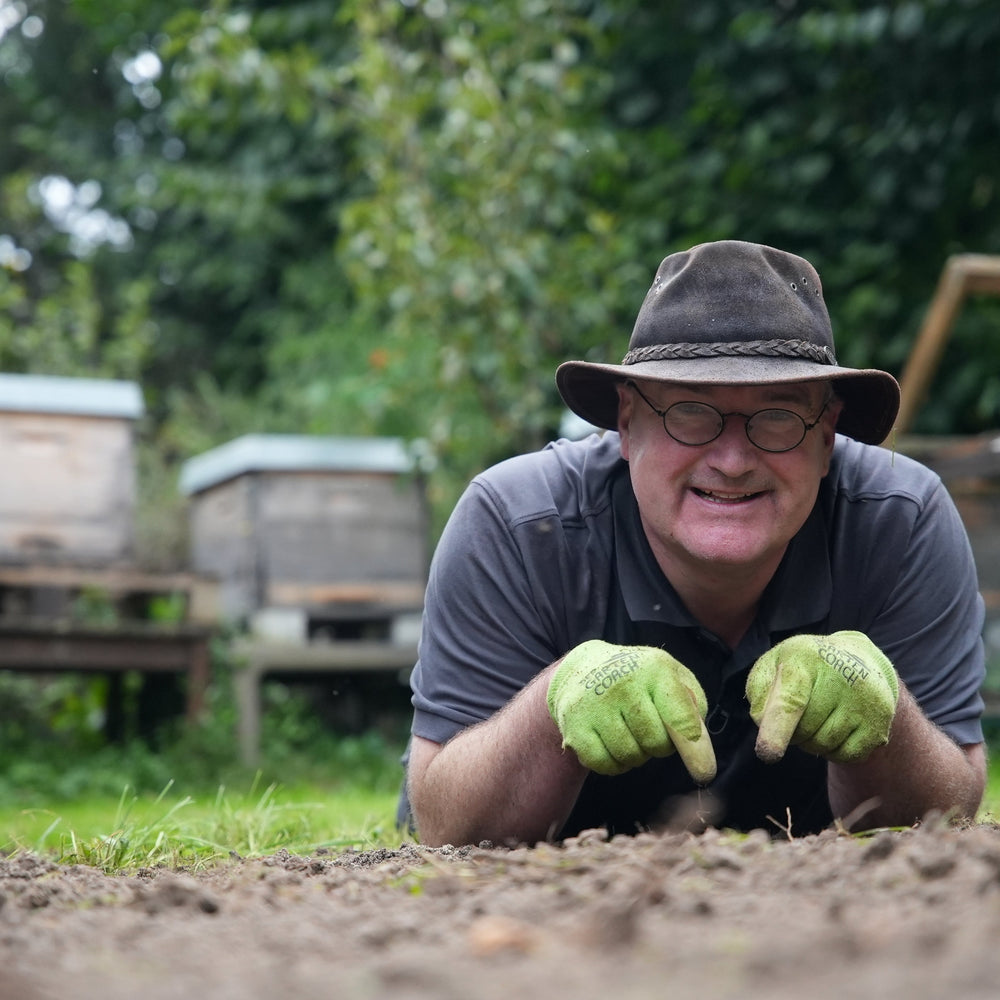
[0,373,144,566]
[179,434,428,633]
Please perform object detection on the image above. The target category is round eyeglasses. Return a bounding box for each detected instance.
[626,380,831,454]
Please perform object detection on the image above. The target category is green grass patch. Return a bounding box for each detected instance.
[0,777,402,870]
[979,750,1000,821]
[3,752,997,874]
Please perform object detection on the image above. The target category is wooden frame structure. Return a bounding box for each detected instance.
[0,565,217,735]
[892,254,1000,438]
[231,638,418,765]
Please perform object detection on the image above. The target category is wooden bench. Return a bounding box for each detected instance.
[0,566,218,739]
[0,616,212,717]
[231,638,418,765]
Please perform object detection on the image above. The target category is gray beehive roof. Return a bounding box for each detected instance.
[178,433,416,496]
[0,373,144,418]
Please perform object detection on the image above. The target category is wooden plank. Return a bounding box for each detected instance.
[0,564,208,592]
[232,638,418,765]
[234,638,417,673]
[0,566,219,623]
[265,580,425,610]
[0,633,197,671]
[0,619,213,719]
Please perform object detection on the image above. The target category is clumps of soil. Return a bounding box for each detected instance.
[3,820,1000,999]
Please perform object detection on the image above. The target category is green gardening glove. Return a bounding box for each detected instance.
[746,631,899,764]
[546,639,717,783]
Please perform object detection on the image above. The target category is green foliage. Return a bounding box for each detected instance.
[678,2,1000,405]
[0,674,107,760]
[0,659,407,808]
[3,0,1000,536]
[328,0,644,507]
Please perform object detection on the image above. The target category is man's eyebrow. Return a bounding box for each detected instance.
[664,382,821,405]
[759,386,817,405]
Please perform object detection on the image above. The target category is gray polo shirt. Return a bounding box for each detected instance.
[405,432,985,836]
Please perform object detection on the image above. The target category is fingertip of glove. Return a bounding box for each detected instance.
[753,734,786,765]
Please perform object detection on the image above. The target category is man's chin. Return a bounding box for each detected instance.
[678,534,785,571]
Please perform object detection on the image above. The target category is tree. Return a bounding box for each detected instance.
[603,1,1000,431]
[3,0,1000,540]
[317,0,643,506]
[0,0,157,381]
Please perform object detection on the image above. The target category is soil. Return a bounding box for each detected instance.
[3,819,1000,1000]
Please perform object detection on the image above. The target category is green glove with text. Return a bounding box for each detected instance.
[746,631,899,764]
[546,639,717,783]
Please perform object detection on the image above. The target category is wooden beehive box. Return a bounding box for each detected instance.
[0,373,144,566]
[179,434,429,636]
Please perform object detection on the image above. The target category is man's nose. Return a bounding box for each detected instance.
[704,414,758,471]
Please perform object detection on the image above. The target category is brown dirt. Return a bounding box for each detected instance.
[3,820,1000,999]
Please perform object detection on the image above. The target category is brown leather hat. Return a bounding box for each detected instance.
[556,240,899,444]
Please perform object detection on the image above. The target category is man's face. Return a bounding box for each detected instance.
[617,378,841,581]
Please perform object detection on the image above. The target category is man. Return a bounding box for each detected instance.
[401,240,987,847]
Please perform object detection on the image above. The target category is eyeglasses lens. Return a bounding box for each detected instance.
[663,402,806,452]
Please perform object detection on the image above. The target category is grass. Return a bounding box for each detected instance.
[980,761,1000,823]
[1,777,403,870]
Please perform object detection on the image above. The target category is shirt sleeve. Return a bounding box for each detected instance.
[866,477,986,746]
[408,478,566,745]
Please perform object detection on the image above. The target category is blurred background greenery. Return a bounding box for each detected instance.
[2,0,999,546]
[2,1,1000,851]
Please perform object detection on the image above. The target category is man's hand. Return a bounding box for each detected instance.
[746,631,899,764]
[546,639,717,783]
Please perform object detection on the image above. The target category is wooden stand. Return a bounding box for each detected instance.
[0,617,211,716]
[0,566,217,738]
[232,639,417,765]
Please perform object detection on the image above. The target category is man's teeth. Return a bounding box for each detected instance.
[696,489,758,502]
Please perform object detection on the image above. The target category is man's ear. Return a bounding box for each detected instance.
[616,382,633,461]
[822,397,844,449]
[819,396,843,474]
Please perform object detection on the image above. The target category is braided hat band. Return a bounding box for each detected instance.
[622,339,838,367]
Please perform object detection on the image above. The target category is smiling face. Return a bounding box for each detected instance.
[617,378,841,589]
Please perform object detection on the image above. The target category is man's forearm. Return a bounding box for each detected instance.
[408,667,588,847]
[827,683,986,830]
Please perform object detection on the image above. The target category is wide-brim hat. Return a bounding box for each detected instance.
[556,240,899,445]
